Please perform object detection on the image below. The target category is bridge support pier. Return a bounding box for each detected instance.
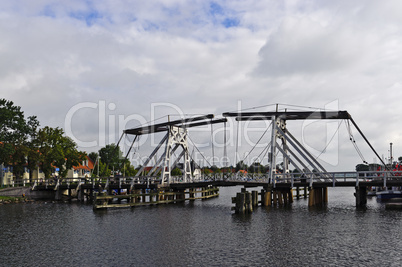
[355,186,367,207]
[232,188,253,214]
[308,187,328,207]
[260,188,293,207]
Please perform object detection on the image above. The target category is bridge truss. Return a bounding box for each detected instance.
[223,110,387,187]
[123,114,227,187]
[110,107,387,189]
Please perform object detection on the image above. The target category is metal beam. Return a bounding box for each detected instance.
[134,133,169,177]
[223,111,351,120]
[124,114,214,135]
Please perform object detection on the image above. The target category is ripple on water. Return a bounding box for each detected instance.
[1,187,401,266]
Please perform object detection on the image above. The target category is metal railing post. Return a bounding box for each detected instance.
[356,172,359,187]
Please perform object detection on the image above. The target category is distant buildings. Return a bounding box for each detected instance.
[1,155,94,186]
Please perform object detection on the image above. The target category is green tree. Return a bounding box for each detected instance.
[88,152,98,163]
[0,99,41,180]
[248,162,263,173]
[99,143,123,174]
[171,167,182,176]
[97,160,111,177]
[122,163,137,176]
[25,116,40,181]
[0,99,28,176]
[37,126,84,178]
[235,160,248,172]
[211,165,221,173]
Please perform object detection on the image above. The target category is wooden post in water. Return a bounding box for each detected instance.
[142,189,146,203]
[272,191,277,206]
[245,191,253,213]
[252,191,258,207]
[355,186,367,207]
[289,189,294,203]
[308,188,315,206]
[283,191,288,205]
[323,187,328,203]
[278,191,283,206]
[189,188,195,200]
[262,189,271,206]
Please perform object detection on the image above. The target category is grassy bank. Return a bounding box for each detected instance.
[0,195,27,204]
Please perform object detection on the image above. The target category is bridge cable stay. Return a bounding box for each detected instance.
[240,121,272,165]
[235,120,240,169]
[345,120,367,164]
[117,134,139,174]
[246,140,272,176]
[187,134,213,167]
[348,117,389,170]
[223,121,228,167]
[186,135,217,180]
[303,120,343,171]
[90,155,100,178]
[210,118,215,167]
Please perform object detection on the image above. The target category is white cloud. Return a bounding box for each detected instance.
[1,0,402,171]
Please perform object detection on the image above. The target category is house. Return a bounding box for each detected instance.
[0,155,94,186]
[67,156,95,179]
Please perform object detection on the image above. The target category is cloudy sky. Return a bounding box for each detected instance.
[1,0,402,171]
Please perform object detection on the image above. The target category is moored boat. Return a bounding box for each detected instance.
[376,190,402,200]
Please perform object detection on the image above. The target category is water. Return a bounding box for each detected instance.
[1,187,402,266]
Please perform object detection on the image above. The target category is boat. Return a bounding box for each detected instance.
[376,190,402,200]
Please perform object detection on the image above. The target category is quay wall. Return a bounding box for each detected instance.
[0,187,55,199]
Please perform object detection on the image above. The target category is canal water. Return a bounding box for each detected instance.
[1,187,401,266]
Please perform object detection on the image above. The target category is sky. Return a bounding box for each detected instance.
[1,0,402,171]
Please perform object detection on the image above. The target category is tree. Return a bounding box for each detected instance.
[99,144,121,172]
[248,162,264,173]
[37,126,85,178]
[211,165,221,173]
[235,161,248,172]
[88,152,98,163]
[25,116,40,181]
[171,167,182,176]
[122,164,137,177]
[0,99,41,180]
[97,160,111,177]
[0,99,28,175]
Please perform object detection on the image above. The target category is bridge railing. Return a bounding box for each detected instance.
[26,170,402,190]
[270,171,402,188]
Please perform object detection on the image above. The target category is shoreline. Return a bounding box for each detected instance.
[0,195,33,205]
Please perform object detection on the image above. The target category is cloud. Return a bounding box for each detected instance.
[1,0,402,171]
[254,16,364,76]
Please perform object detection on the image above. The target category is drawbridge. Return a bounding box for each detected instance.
[112,107,388,189]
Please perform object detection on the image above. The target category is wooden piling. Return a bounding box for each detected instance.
[355,186,367,207]
[278,191,283,206]
[263,190,271,206]
[252,191,258,207]
[308,188,314,206]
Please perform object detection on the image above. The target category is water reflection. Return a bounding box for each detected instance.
[1,186,402,266]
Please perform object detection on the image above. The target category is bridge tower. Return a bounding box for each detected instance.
[123,114,227,187]
[223,110,360,185]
